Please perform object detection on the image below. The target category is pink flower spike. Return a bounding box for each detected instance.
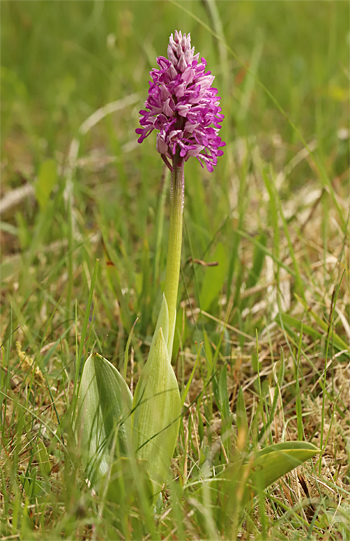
[136,31,225,171]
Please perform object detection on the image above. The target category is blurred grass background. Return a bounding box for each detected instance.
[1,1,349,539]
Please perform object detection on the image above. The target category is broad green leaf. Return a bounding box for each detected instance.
[238,441,319,499]
[132,324,181,492]
[102,457,153,508]
[208,441,319,513]
[200,242,227,311]
[77,353,133,481]
[35,159,57,209]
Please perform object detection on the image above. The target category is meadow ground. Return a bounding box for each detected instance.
[1,1,350,539]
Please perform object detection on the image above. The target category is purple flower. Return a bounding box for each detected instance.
[136,30,225,172]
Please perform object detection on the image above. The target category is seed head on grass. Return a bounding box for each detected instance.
[136,30,225,172]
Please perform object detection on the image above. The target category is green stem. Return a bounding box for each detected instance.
[164,161,185,357]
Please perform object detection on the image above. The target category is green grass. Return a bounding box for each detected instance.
[1,1,349,539]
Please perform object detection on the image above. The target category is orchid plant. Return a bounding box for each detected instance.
[76,31,318,503]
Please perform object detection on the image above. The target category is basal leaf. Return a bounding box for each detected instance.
[102,456,153,508]
[207,441,319,514]
[234,441,320,500]
[77,353,133,481]
[132,326,181,492]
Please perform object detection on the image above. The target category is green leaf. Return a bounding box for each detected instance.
[200,242,227,311]
[242,441,319,497]
[208,442,320,513]
[77,352,133,481]
[132,318,181,492]
[102,457,153,508]
[35,159,57,209]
